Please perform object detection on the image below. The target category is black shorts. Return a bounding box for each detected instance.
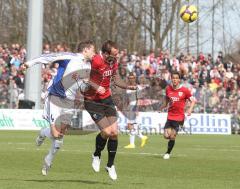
[84,96,117,122]
[164,119,184,132]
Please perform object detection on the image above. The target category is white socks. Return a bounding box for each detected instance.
[129,133,135,145]
[39,127,63,166]
[44,138,63,166]
[129,126,144,145]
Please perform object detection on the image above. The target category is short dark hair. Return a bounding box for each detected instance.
[171,71,181,79]
[101,40,118,54]
[77,40,94,52]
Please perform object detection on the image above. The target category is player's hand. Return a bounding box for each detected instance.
[187,109,192,116]
[127,85,137,90]
[96,86,106,94]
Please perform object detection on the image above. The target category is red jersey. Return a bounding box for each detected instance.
[85,54,118,100]
[166,85,193,121]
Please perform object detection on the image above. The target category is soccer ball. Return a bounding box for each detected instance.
[180,5,198,23]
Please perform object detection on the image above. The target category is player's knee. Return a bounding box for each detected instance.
[102,129,117,138]
[164,134,170,139]
[127,123,134,130]
[101,126,118,138]
[109,130,118,139]
[164,129,171,139]
[170,134,176,140]
[53,139,63,153]
[101,130,111,138]
[172,130,177,138]
[130,129,137,136]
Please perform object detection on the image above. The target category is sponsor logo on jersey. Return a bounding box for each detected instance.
[178,92,183,97]
[170,96,180,102]
[103,70,113,77]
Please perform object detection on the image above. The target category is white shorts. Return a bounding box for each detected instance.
[43,95,75,126]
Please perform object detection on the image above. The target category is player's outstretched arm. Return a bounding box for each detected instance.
[113,70,137,90]
[25,52,77,68]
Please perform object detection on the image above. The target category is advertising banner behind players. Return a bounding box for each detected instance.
[0,109,231,135]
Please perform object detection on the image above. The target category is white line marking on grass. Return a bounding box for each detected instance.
[15,147,187,157]
[64,149,186,157]
[2,142,33,145]
[7,141,240,153]
[193,145,240,148]
[192,148,240,152]
[118,151,187,157]
[16,148,25,150]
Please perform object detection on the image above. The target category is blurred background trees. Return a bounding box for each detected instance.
[0,0,239,60]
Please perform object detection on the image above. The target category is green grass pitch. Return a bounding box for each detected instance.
[0,131,240,189]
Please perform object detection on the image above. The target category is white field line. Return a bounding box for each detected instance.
[191,148,240,152]
[44,149,188,157]
[2,142,240,153]
[13,146,187,157]
[193,145,240,148]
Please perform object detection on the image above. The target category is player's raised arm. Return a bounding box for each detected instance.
[113,70,137,90]
[25,52,77,68]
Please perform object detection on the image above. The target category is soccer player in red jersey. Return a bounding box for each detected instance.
[159,71,196,159]
[84,40,136,180]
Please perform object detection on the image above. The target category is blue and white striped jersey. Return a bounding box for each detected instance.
[26,52,91,100]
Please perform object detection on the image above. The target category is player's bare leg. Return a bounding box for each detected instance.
[163,128,176,160]
[164,128,172,139]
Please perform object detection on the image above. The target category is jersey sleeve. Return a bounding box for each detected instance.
[91,55,101,71]
[185,87,195,101]
[25,52,76,67]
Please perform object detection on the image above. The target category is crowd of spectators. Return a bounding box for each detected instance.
[0,43,239,132]
[117,49,240,132]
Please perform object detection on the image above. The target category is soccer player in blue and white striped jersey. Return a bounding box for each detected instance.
[25,40,95,175]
